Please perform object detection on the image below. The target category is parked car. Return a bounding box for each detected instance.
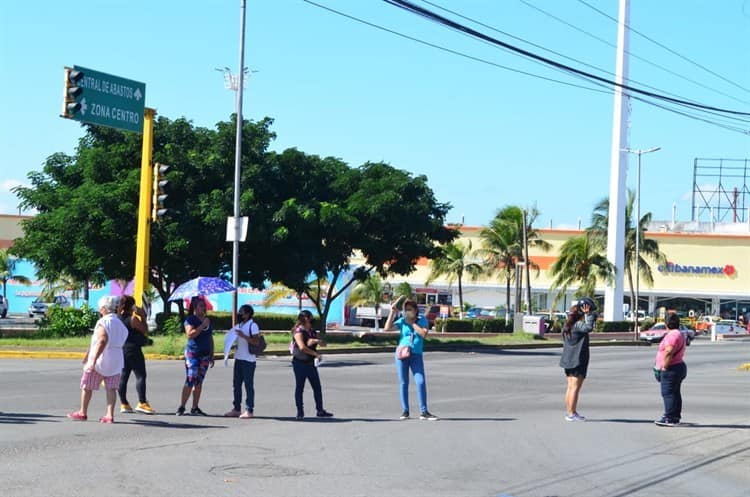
[639,322,694,345]
[28,295,71,318]
[418,304,441,328]
[694,315,721,334]
[0,295,8,318]
[466,307,483,319]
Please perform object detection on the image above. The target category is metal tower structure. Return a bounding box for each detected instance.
[692,158,750,223]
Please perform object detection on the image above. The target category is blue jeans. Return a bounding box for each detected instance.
[660,361,687,421]
[292,359,323,414]
[396,352,427,413]
[232,359,256,412]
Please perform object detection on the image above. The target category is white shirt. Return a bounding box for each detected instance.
[225,319,260,363]
[90,313,128,376]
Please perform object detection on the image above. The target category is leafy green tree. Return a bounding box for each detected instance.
[0,248,32,300]
[589,190,667,312]
[479,206,550,315]
[550,233,614,301]
[240,158,457,330]
[425,240,483,317]
[394,282,413,300]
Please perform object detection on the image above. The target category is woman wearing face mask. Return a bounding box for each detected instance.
[384,297,439,421]
[291,310,333,420]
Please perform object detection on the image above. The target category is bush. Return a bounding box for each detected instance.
[596,320,650,332]
[154,311,298,334]
[433,318,513,333]
[35,305,99,338]
[156,314,184,356]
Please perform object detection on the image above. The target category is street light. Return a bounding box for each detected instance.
[623,146,661,340]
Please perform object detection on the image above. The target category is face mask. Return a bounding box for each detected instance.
[405,310,417,320]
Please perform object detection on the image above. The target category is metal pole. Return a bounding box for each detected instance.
[523,209,532,315]
[634,151,641,341]
[134,108,156,308]
[604,0,631,322]
[231,0,247,325]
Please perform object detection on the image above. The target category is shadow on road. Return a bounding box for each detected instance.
[0,412,59,424]
[128,418,226,429]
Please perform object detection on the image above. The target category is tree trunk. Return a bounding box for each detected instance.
[457,275,464,319]
[83,279,90,305]
[505,276,512,323]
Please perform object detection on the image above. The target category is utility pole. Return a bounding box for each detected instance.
[133,108,156,307]
[604,0,631,321]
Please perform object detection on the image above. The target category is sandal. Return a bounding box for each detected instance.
[99,416,114,424]
[67,411,87,421]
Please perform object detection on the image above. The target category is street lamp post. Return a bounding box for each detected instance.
[623,146,660,341]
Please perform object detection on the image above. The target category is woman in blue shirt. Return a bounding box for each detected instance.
[384,297,438,421]
[176,297,214,416]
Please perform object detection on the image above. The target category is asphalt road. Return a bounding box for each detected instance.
[1,340,748,497]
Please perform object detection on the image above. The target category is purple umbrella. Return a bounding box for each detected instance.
[168,276,236,302]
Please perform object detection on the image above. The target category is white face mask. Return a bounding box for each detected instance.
[405,309,417,320]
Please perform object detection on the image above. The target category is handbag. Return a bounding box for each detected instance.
[249,334,267,355]
[396,345,411,359]
[396,328,416,360]
[653,366,661,382]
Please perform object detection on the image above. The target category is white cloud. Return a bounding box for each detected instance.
[1,179,25,193]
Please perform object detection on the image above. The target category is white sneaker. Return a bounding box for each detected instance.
[565,413,586,422]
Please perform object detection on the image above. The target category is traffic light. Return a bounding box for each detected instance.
[61,67,84,119]
[151,162,170,222]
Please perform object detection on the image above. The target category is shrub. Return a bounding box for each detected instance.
[157,314,184,356]
[434,318,474,332]
[154,311,298,334]
[596,320,650,332]
[35,305,99,338]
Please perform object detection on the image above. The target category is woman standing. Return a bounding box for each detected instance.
[384,297,438,421]
[559,297,596,422]
[224,304,261,419]
[117,295,155,415]
[654,313,688,426]
[67,296,129,423]
[291,310,333,420]
[176,297,214,416]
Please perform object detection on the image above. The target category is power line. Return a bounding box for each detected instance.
[301,1,750,134]
[419,0,723,110]
[574,0,750,95]
[301,0,613,95]
[383,0,750,117]
[518,0,750,106]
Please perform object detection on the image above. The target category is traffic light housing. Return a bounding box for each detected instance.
[61,67,84,119]
[152,162,170,222]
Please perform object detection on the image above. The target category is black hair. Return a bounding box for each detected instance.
[666,313,680,330]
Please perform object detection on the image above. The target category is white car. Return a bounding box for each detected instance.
[0,295,8,318]
[28,295,71,318]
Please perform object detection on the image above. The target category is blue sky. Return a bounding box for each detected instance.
[1,0,748,228]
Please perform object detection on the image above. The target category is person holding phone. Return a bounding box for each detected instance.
[559,297,596,422]
[176,297,214,416]
[291,310,333,420]
[384,297,438,421]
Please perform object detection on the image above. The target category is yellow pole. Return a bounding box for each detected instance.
[133,108,156,307]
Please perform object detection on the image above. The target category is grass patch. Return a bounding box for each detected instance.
[0,331,544,355]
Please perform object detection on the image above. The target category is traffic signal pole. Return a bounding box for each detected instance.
[134,107,156,307]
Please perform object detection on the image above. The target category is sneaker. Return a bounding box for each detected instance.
[190,407,208,416]
[134,402,155,415]
[67,411,87,421]
[175,406,186,416]
[239,411,254,419]
[565,413,586,422]
[655,416,679,427]
[400,410,410,420]
[224,409,241,418]
[420,411,439,421]
[120,403,134,414]
[316,410,334,418]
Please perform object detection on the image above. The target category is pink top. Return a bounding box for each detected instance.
[655,329,686,369]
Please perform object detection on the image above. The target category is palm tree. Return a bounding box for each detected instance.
[425,241,483,318]
[393,282,413,300]
[347,274,387,331]
[550,233,614,303]
[263,282,305,310]
[478,206,551,317]
[0,249,32,300]
[590,190,667,314]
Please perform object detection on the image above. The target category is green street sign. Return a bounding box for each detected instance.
[65,65,146,133]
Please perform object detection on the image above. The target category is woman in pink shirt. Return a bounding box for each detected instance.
[654,313,687,427]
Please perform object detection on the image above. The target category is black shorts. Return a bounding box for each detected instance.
[564,365,588,378]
